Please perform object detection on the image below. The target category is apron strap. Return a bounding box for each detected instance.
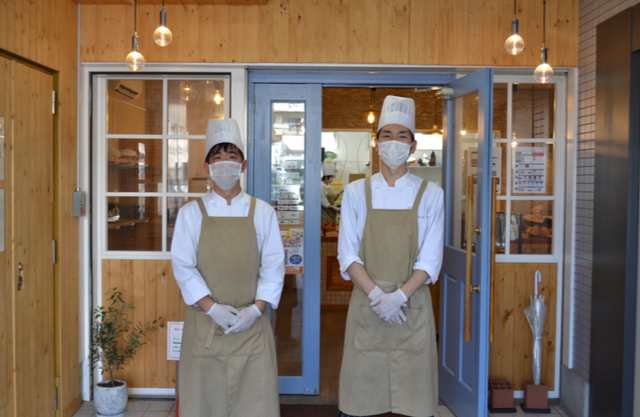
[364,176,373,210]
[196,198,208,216]
[412,180,428,210]
[248,196,257,217]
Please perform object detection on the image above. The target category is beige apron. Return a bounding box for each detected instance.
[179,197,280,417]
[339,177,438,417]
[322,183,337,223]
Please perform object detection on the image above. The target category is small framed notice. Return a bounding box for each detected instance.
[167,322,184,361]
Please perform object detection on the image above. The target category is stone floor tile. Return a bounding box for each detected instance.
[80,401,96,409]
[147,401,174,411]
[141,412,171,417]
[72,410,96,417]
[124,411,145,417]
[126,401,152,411]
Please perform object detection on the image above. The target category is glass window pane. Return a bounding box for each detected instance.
[494,143,508,196]
[107,196,162,251]
[167,196,199,249]
[451,92,479,250]
[167,79,226,135]
[108,80,163,135]
[512,142,554,196]
[493,83,508,139]
[167,139,210,193]
[107,139,162,193]
[512,83,555,139]
[510,200,553,255]
[271,102,305,376]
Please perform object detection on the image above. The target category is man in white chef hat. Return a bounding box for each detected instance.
[337,96,445,417]
[171,118,284,417]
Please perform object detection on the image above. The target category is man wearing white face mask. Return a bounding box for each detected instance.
[337,96,444,417]
[171,118,284,417]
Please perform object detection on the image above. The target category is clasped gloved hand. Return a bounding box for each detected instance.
[206,303,240,329]
[225,304,262,334]
[371,289,408,324]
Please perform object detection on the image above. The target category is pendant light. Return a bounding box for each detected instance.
[154,0,173,47]
[126,0,145,71]
[359,88,380,125]
[505,0,525,55]
[534,0,553,83]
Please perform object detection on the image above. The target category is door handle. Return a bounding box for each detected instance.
[490,177,498,343]
[464,176,474,343]
[17,262,24,291]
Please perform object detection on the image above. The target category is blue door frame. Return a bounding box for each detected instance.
[247,70,496,399]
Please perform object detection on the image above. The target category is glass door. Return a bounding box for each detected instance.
[439,68,494,417]
[251,83,322,394]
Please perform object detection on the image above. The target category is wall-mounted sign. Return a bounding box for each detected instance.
[281,228,304,274]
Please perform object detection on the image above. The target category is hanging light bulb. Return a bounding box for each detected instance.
[181,83,196,101]
[367,112,375,124]
[126,1,145,71]
[154,0,173,47]
[505,0,525,55]
[534,0,553,83]
[214,90,223,105]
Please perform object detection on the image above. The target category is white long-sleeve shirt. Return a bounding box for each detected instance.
[321,182,332,208]
[337,172,445,284]
[170,191,285,308]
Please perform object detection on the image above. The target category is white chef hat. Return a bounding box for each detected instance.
[322,161,336,177]
[205,118,245,158]
[377,95,415,136]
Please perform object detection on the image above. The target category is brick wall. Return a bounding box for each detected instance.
[574,0,640,381]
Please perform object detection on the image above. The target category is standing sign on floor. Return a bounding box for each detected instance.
[167,322,184,361]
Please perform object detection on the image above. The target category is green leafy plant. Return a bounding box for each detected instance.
[89,288,165,387]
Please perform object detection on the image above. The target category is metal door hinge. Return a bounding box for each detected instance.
[52,240,56,264]
[53,386,58,411]
[52,91,56,115]
[303,388,319,395]
[17,262,24,291]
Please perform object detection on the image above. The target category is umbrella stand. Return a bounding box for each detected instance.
[522,270,551,413]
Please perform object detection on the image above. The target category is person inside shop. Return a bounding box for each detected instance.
[170,118,284,417]
[336,95,445,417]
[321,160,343,225]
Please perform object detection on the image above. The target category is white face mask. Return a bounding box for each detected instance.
[209,161,242,190]
[377,140,411,169]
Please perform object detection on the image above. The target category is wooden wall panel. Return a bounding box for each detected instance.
[489,263,557,390]
[0,1,80,415]
[80,0,578,67]
[101,259,185,388]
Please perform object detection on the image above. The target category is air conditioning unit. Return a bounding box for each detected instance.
[113,82,139,99]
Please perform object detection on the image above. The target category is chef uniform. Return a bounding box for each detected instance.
[337,96,444,417]
[171,119,284,417]
[321,162,339,223]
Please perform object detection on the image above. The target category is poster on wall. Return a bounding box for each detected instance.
[513,147,546,193]
[167,322,183,361]
[281,228,304,274]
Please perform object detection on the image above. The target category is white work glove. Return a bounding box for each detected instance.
[225,304,262,334]
[388,309,407,325]
[371,289,408,323]
[367,285,385,302]
[206,303,240,329]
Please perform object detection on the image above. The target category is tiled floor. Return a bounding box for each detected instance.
[71,399,569,417]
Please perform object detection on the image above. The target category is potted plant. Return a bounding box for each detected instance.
[89,288,165,416]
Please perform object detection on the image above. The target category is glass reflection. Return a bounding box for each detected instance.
[107,80,163,135]
[271,102,305,376]
[167,139,210,193]
[107,196,162,251]
[167,80,226,136]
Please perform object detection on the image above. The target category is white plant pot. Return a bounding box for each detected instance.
[94,380,128,417]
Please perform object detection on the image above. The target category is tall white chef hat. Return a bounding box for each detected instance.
[205,118,245,159]
[322,161,336,177]
[377,95,415,136]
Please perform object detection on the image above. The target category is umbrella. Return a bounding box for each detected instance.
[523,270,547,385]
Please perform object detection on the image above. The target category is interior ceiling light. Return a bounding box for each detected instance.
[213,82,224,105]
[126,0,145,71]
[181,82,196,101]
[154,0,173,47]
[534,0,553,83]
[359,88,380,125]
[505,0,525,55]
